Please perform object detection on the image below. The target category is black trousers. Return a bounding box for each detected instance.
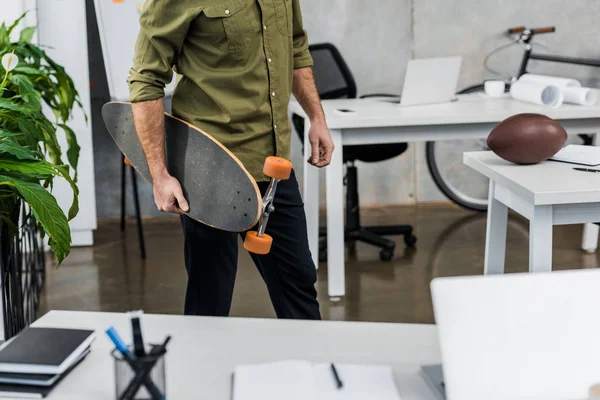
[179,170,321,320]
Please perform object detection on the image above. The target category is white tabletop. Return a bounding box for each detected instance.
[464,151,600,205]
[29,311,440,399]
[289,94,600,130]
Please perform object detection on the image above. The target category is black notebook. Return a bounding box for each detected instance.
[0,347,91,398]
[0,327,95,375]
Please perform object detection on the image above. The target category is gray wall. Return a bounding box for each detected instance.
[89,0,600,219]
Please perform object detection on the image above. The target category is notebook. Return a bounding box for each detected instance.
[0,347,91,387]
[0,347,91,398]
[0,327,95,374]
[232,360,402,400]
[550,144,600,166]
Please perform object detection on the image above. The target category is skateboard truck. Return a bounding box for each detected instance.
[243,157,293,255]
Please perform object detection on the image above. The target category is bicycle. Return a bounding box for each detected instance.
[427,26,600,211]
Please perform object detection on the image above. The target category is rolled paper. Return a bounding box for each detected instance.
[519,73,581,88]
[510,81,564,108]
[563,87,598,106]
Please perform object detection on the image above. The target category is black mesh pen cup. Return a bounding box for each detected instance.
[111,345,166,400]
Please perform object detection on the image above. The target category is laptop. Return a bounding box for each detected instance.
[399,56,462,106]
[429,269,600,400]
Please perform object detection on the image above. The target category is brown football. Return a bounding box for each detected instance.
[487,113,567,164]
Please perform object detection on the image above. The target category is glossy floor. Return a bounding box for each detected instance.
[38,205,598,323]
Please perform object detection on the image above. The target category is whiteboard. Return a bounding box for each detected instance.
[93,0,176,101]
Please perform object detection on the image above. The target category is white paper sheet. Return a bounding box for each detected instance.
[550,144,600,166]
[232,361,402,400]
[510,81,564,107]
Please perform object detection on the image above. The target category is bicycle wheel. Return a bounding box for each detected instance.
[426,139,491,211]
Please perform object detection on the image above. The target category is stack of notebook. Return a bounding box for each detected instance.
[0,327,95,398]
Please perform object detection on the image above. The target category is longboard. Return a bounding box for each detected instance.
[101,101,262,232]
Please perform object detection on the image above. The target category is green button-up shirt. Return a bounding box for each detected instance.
[128,0,313,182]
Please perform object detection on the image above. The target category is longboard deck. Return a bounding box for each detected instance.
[102,101,262,232]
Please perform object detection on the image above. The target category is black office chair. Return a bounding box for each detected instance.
[292,43,417,262]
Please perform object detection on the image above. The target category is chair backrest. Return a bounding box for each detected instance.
[309,43,357,100]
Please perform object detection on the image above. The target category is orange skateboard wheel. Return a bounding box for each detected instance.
[243,231,273,255]
[124,157,133,167]
[263,156,292,180]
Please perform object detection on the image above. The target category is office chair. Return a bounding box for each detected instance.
[292,43,417,262]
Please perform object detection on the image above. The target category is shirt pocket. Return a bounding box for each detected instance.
[273,0,293,37]
[203,0,255,53]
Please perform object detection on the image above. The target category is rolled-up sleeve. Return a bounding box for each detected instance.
[128,1,197,103]
[291,0,313,69]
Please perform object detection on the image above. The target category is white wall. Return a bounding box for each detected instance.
[37,1,97,246]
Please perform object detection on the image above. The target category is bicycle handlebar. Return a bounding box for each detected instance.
[507,26,556,35]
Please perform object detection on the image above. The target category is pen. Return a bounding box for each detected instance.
[574,167,600,173]
[131,316,146,357]
[106,327,165,400]
[330,363,343,389]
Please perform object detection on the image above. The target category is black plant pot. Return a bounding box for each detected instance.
[0,199,46,340]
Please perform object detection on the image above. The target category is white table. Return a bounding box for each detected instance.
[290,95,600,297]
[30,311,439,399]
[464,151,600,274]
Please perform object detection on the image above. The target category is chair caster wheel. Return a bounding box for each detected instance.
[404,235,417,248]
[379,248,394,261]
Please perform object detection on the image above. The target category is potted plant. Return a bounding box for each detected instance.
[0,13,83,264]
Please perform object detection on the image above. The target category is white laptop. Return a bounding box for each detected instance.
[430,269,600,400]
[399,56,462,106]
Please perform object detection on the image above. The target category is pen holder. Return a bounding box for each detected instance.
[111,345,166,400]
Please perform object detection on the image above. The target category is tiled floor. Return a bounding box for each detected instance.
[38,204,598,323]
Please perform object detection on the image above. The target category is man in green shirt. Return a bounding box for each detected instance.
[128,0,333,319]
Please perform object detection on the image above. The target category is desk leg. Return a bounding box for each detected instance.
[302,119,320,269]
[326,129,345,298]
[582,134,599,253]
[529,205,553,273]
[582,223,599,254]
[484,182,508,275]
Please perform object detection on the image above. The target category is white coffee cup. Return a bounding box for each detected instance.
[484,80,506,97]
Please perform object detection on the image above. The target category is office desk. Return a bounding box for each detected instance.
[465,151,600,274]
[289,94,600,297]
[30,311,439,399]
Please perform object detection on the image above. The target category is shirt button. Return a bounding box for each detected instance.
[268,58,272,63]
[272,92,276,97]
[225,9,230,14]
[274,124,278,129]
[263,25,267,30]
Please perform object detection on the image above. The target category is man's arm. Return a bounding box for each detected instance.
[292,67,333,167]
[132,100,188,213]
[291,0,333,167]
[128,1,196,213]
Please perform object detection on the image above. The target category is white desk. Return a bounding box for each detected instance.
[289,95,600,297]
[30,311,439,399]
[465,151,600,273]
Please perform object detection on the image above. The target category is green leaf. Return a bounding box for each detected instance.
[0,23,9,50]
[7,13,28,35]
[59,124,80,172]
[10,74,40,106]
[0,141,39,160]
[0,100,32,114]
[19,27,36,44]
[0,159,56,180]
[0,175,70,263]
[13,66,42,76]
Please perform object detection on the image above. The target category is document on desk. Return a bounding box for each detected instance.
[550,144,600,166]
[232,360,401,400]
